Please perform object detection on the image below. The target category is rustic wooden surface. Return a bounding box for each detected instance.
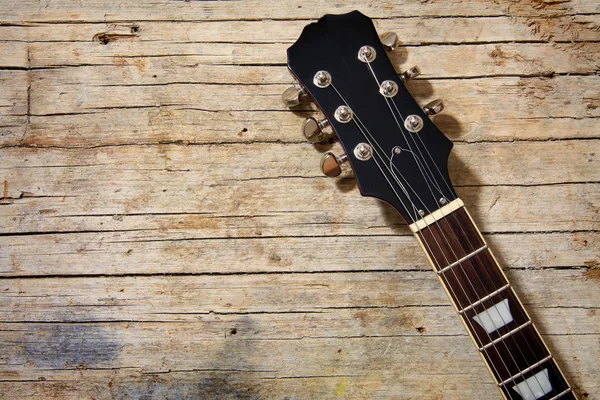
[0,1,599,399]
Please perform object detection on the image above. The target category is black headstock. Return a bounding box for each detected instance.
[286,11,457,224]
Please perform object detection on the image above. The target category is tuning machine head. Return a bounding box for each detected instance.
[399,66,421,83]
[380,32,399,51]
[320,152,348,178]
[282,85,308,108]
[423,99,444,116]
[302,117,331,143]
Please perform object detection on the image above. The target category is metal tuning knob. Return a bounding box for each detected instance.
[320,152,348,178]
[302,117,330,143]
[380,32,399,51]
[399,66,421,83]
[282,85,307,107]
[423,99,444,116]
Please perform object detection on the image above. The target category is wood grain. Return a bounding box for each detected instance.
[0,1,598,399]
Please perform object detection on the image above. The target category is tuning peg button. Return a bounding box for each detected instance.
[399,66,421,83]
[282,85,307,107]
[302,117,330,143]
[423,99,444,116]
[380,32,399,51]
[320,152,348,178]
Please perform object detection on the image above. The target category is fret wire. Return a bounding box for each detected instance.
[480,321,532,351]
[548,388,573,400]
[373,65,555,396]
[437,244,488,275]
[443,206,562,396]
[433,212,561,397]
[430,210,557,387]
[459,283,511,314]
[499,355,553,387]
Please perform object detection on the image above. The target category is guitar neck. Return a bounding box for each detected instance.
[410,199,576,400]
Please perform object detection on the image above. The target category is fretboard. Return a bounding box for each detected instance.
[410,199,576,400]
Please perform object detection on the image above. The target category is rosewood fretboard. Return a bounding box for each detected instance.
[410,199,576,400]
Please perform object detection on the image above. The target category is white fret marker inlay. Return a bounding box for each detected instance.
[512,368,552,400]
[472,298,513,334]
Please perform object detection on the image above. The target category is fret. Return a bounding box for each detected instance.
[437,244,488,275]
[481,323,551,382]
[413,199,577,400]
[499,361,575,400]
[459,283,510,314]
[548,389,573,400]
[462,289,531,347]
[480,321,532,351]
[418,209,509,311]
[499,355,553,387]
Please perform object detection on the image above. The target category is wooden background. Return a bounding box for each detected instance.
[0,1,598,399]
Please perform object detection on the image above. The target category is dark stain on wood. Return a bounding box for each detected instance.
[108,375,260,400]
[22,324,121,369]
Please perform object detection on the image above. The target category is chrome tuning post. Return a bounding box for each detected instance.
[282,85,308,107]
[399,66,421,83]
[423,99,444,116]
[380,32,399,51]
[320,152,348,178]
[302,117,331,143]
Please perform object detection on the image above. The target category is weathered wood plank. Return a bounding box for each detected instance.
[1,181,598,236]
[0,232,597,276]
[1,15,599,45]
[0,326,596,396]
[1,1,598,399]
[0,0,598,23]
[0,355,594,400]
[0,71,28,117]
[0,270,597,322]
[1,108,597,148]
[27,76,600,118]
[0,141,598,236]
[0,42,28,69]
[1,140,597,186]
[20,42,600,79]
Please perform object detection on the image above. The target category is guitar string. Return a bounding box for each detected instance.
[353,66,532,399]
[363,60,553,397]
[404,113,559,396]
[328,82,513,395]
[384,75,558,392]
[358,63,535,392]
[370,65,557,398]
[382,87,554,399]
[359,57,547,397]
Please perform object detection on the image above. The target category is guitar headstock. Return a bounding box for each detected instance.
[285,11,457,225]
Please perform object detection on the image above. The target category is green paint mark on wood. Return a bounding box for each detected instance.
[335,376,347,397]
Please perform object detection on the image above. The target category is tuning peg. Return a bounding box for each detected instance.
[423,99,444,116]
[302,117,330,143]
[320,152,348,178]
[399,66,421,83]
[380,32,399,51]
[282,85,308,107]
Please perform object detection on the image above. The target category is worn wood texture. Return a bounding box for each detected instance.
[0,1,599,399]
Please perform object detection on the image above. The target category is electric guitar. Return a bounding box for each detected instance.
[283,11,576,400]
